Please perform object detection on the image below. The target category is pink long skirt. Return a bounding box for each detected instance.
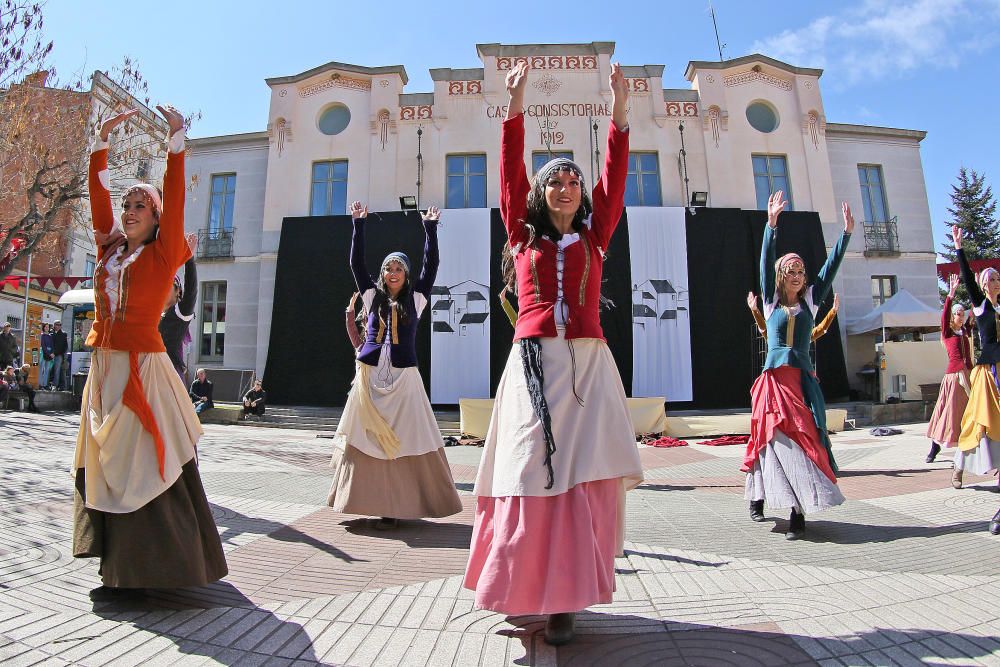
[463,477,620,615]
[926,370,970,448]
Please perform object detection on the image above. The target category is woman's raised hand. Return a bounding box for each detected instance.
[767,190,786,228]
[505,61,528,100]
[156,104,185,137]
[949,273,959,297]
[185,232,199,254]
[350,201,368,219]
[841,202,855,235]
[952,225,964,248]
[421,206,440,222]
[746,291,760,313]
[609,63,628,101]
[99,108,139,142]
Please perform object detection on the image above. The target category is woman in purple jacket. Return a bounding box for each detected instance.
[327,201,462,530]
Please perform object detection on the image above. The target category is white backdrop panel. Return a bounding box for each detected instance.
[627,207,693,401]
[430,208,492,403]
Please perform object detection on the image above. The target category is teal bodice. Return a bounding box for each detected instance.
[764,300,817,372]
[760,224,851,374]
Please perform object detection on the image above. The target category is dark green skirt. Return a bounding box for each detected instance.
[73,459,228,589]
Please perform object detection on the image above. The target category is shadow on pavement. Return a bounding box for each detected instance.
[210,504,364,563]
[342,515,473,548]
[500,612,1000,666]
[94,582,322,665]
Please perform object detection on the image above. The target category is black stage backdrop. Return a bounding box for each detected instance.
[263,213,432,406]
[264,208,848,408]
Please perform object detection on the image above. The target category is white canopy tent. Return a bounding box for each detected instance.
[57,289,94,306]
[846,289,940,337]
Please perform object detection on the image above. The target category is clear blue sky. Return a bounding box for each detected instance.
[45,0,1000,257]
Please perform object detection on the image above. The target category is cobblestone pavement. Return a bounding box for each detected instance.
[1,411,999,666]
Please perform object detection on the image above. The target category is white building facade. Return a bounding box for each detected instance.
[183,43,938,397]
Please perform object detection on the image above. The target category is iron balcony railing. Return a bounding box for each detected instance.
[197,228,235,259]
[862,217,900,256]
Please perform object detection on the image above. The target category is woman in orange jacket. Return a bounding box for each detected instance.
[72,105,227,599]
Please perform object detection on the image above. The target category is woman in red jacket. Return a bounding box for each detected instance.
[926,274,973,465]
[463,61,643,646]
[72,106,227,599]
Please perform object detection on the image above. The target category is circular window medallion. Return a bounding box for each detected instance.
[318,104,351,135]
[746,101,778,133]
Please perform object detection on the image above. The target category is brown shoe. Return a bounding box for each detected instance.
[952,468,964,489]
[544,612,576,646]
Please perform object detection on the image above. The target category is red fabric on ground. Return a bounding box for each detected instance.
[700,435,750,446]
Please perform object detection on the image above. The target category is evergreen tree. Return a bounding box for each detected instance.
[939,168,998,304]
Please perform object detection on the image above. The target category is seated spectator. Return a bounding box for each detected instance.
[189,368,214,415]
[0,366,12,407]
[15,365,40,412]
[241,379,267,421]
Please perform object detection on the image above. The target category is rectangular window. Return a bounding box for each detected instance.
[310,161,348,216]
[83,255,96,277]
[871,275,897,308]
[532,151,574,175]
[200,281,227,361]
[753,155,793,211]
[624,152,662,207]
[445,154,487,208]
[208,174,237,235]
[136,157,151,181]
[858,165,889,223]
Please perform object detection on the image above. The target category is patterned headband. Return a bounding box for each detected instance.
[978,268,998,294]
[775,253,805,274]
[122,183,162,215]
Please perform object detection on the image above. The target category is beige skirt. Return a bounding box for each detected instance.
[71,350,226,588]
[926,370,970,448]
[73,350,202,513]
[327,446,463,518]
[475,331,644,498]
[328,360,462,519]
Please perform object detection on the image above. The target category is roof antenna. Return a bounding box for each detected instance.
[709,1,726,62]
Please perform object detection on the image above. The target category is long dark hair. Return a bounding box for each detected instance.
[373,270,413,327]
[501,171,594,292]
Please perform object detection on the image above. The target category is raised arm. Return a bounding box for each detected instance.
[178,251,198,317]
[589,63,630,250]
[811,294,840,341]
[90,110,138,258]
[500,62,531,248]
[414,207,440,296]
[747,292,766,334]
[349,201,376,293]
[953,226,984,305]
[155,105,192,270]
[942,275,958,338]
[345,293,362,350]
[761,191,786,302]
[812,202,855,305]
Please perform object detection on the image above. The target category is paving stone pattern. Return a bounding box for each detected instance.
[1,413,999,665]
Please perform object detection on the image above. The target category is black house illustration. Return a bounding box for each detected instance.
[431,280,490,336]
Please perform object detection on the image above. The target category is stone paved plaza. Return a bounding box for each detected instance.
[2,411,1000,666]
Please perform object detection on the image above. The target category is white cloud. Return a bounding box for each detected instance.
[750,0,1000,87]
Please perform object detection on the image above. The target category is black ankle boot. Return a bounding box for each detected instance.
[785,509,805,540]
[544,612,576,645]
[375,517,398,530]
[749,500,765,522]
[926,442,941,463]
[990,508,1000,535]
